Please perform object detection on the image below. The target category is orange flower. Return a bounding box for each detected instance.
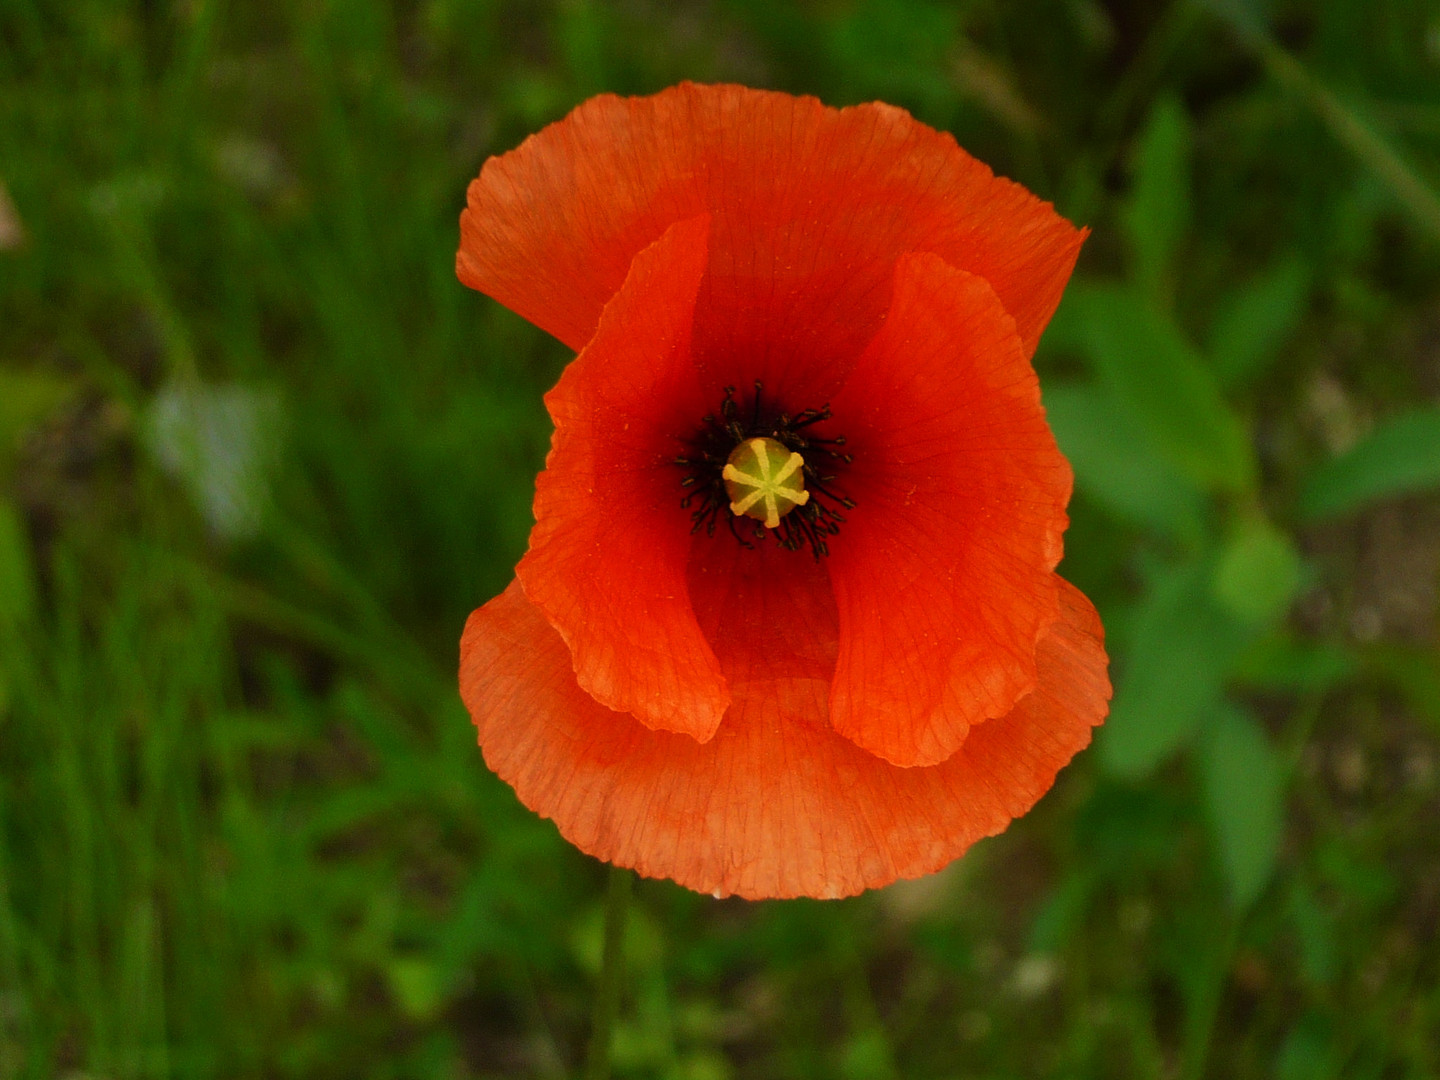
[457,84,1110,900]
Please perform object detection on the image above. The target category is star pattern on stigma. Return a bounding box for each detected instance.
[675,381,855,558]
[723,437,810,528]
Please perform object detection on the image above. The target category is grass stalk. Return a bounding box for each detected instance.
[585,865,633,1080]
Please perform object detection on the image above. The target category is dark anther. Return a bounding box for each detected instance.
[790,405,832,430]
[674,383,856,559]
[725,513,754,549]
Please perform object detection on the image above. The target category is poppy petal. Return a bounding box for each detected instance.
[685,530,839,737]
[516,215,729,741]
[826,252,1073,768]
[458,83,1083,365]
[460,576,1107,900]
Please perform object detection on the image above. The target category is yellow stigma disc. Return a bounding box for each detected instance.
[722,437,810,529]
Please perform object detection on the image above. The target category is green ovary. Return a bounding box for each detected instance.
[721,437,810,529]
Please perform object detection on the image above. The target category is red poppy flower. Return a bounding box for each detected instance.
[457,83,1110,900]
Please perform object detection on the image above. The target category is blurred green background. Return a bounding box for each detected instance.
[3,0,1439,1077]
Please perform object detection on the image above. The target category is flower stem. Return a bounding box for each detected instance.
[584,865,633,1080]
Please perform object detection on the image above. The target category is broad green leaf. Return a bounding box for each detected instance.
[1207,256,1310,390]
[1122,95,1191,296]
[1298,406,1440,520]
[1233,636,1355,694]
[1197,702,1284,910]
[0,500,36,628]
[1212,517,1302,624]
[1065,282,1256,494]
[1098,561,1254,778]
[1043,381,1204,538]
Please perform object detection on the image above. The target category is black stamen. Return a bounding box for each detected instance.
[726,513,754,548]
[675,382,855,559]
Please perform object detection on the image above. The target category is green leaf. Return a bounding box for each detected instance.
[1197,702,1284,911]
[1098,561,1254,778]
[1233,636,1355,694]
[1043,381,1205,538]
[1207,255,1310,390]
[1212,517,1302,624]
[1065,282,1257,494]
[1122,95,1191,297]
[1298,406,1440,520]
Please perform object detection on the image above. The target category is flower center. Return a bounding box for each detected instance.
[675,382,854,558]
[722,437,810,529]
